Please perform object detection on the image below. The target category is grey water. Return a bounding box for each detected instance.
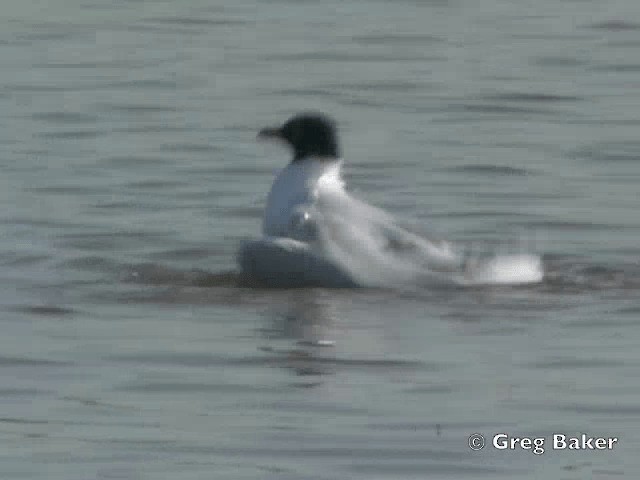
[1,0,639,478]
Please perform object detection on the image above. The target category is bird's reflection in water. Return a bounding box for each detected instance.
[259,290,339,379]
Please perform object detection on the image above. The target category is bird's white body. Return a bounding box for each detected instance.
[240,118,543,288]
[263,157,344,239]
[241,156,485,287]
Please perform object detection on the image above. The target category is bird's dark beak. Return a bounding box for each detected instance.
[257,127,282,140]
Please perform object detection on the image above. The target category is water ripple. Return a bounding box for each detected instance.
[442,164,534,176]
[0,356,69,367]
[10,305,77,317]
[352,33,446,45]
[587,20,640,31]
[31,112,98,124]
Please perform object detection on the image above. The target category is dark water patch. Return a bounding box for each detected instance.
[99,103,178,114]
[116,382,281,394]
[570,141,640,162]
[0,38,22,46]
[0,417,50,425]
[121,263,237,287]
[1,217,86,229]
[331,80,434,92]
[81,438,175,448]
[37,130,105,139]
[428,210,538,219]
[606,40,640,48]
[33,61,120,69]
[264,51,423,63]
[123,24,209,35]
[62,231,171,241]
[255,401,369,416]
[0,254,51,267]
[178,188,245,200]
[110,352,426,371]
[0,356,69,367]
[616,305,640,314]
[592,469,626,477]
[31,111,98,124]
[0,217,87,230]
[587,20,640,31]
[523,220,635,231]
[350,160,422,171]
[179,444,467,461]
[350,463,504,475]
[19,31,75,41]
[562,316,639,329]
[104,79,182,90]
[511,33,596,41]
[101,155,172,167]
[225,206,263,219]
[8,148,49,156]
[340,96,390,109]
[30,57,169,71]
[352,33,445,45]
[540,257,640,292]
[442,164,533,176]
[146,247,219,261]
[533,56,587,67]
[482,92,582,103]
[109,283,283,307]
[261,0,324,4]
[453,103,556,115]
[405,384,456,394]
[527,357,626,370]
[10,305,77,317]
[173,166,221,176]
[22,22,96,34]
[215,123,256,134]
[62,239,130,252]
[591,64,640,73]
[160,142,221,153]
[607,248,640,257]
[553,118,640,127]
[561,404,640,416]
[125,179,188,189]
[466,191,573,200]
[111,125,190,134]
[30,185,111,195]
[18,27,90,42]
[91,200,167,211]
[60,231,171,252]
[288,381,324,389]
[143,16,249,27]
[213,164,279,175]
[366,420,503,432]
[61,255,121,272]
[4,83,106,92]
[0,388,50,396]
[268,87,337,99]
[490,140,556,152]
[61,396,134,411]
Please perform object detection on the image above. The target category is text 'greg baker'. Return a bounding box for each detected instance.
[553,434,618,450]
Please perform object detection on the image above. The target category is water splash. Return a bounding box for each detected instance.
[239,186,543,288]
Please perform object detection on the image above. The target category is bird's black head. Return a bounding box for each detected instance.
[258,113,340,162]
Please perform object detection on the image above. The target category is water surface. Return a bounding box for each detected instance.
[1,0,639,478]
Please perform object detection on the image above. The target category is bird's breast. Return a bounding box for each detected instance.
[262,158,343,238]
